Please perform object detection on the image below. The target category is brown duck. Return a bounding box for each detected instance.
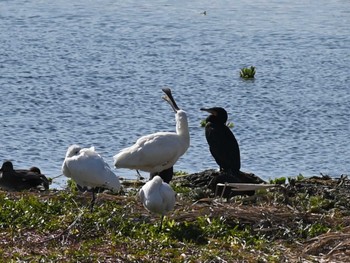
[0,161,49,191]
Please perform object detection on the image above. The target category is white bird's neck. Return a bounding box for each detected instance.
[176,110,190,142]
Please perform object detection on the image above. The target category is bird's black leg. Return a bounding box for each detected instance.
[89,190,96,212]
[153,167,173,183]
[149,171,156,180]
[158,215,164,232]
[160,166,173,184]
[136,170,145,180]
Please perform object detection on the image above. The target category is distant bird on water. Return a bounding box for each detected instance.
[201,107,241,176]
[139,175,176,231]
[114,88,190,183]
[62,145,121,211]
[0,161,49,191]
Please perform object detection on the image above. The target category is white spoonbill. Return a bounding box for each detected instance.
[62,144,121,211]
[113,88,190,183]
[138,175,176,230]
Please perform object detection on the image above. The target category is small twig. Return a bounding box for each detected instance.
[34,209,85,244]
[49,173,64,180]
[327,240,346,256]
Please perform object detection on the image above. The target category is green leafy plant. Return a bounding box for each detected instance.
[227,122,234,128]
[240,66,256,79]
[269,177,286,185]
[200,119,207,127]
[200,119,234,128]
[1,174,348,262]
[66,178,79,193]
[296,173,304,181]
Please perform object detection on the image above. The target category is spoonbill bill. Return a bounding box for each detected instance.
[114,88,190,183]
[139,175,176,230]
[0,161,49,191]
[200,107,241,176]
[62,145,121,211]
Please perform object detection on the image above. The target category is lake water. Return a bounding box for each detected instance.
[1,0,349,189]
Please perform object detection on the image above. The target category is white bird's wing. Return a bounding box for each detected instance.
[65,149,120,191]
[138,177,167,214]
[138,188,145,204]
[99,163,121,192]
[61,160,72,178]
[114,132,182,172]
[160,183,176,213]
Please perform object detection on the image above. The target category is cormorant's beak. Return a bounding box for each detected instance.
[200,108,217,116]
[162,88,180,113]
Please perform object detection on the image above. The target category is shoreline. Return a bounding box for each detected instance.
[1,173,349,262]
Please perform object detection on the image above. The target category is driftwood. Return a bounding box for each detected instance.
[175,169,266,198]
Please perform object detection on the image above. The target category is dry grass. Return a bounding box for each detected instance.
[1,174,350,262]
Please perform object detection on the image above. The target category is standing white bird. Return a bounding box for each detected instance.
[62,144,121,211]
[138,175,176,230]
[113,88,190,183]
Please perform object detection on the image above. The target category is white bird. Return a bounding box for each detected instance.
[138,175,176,230]
[62,144,121,211]
[113,88,190,183]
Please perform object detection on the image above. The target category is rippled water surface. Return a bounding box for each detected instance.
[1,0,349,188]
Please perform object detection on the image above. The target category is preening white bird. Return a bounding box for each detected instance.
[139,175,176,230]
[113,88,190,183]
[62,144,121,211]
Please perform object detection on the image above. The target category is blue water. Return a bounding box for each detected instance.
[1,0,349,189]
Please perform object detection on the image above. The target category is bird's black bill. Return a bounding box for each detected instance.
[162,88,180,113]
[200,108,216,115]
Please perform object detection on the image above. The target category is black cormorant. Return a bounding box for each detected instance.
[201,107,241,176]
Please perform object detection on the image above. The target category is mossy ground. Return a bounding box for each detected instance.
[1,174,350,262]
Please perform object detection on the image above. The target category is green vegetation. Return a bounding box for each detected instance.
[0,174,349,262]
[240,66,256,79]
[200,119,234,128]
[200,119,207,127]
[269,176,286,185]
[0,191,272,262]
[270,174,305,185]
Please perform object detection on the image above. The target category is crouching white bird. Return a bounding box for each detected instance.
[113,88,190,183]
[139,175,176,230]
[62,144,121,211]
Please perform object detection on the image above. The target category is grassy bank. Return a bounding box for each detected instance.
[1,174,350,262]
